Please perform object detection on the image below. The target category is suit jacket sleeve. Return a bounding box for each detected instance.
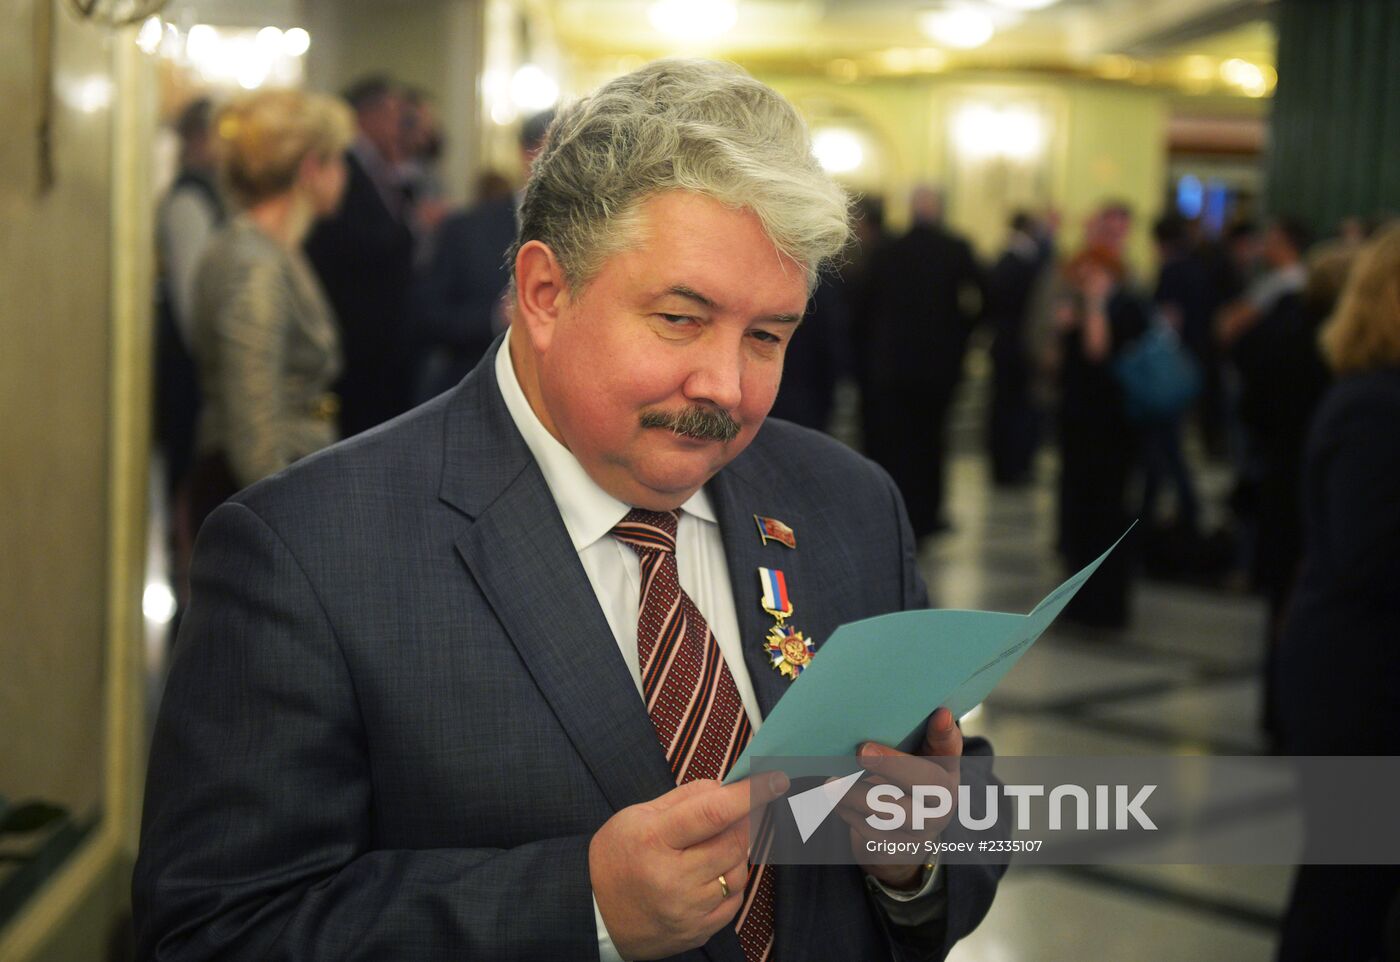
[133,501,599,961]
[878,468,1009,961]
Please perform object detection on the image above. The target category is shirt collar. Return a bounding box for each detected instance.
[493,338,717,553]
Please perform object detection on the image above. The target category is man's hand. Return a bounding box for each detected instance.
[832,708,964,890]
[590,772,789,960]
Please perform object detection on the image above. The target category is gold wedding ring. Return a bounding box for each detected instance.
[717,873,730,899]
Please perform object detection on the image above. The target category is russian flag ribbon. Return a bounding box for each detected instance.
[758,567,792,618]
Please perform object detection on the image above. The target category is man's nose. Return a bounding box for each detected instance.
[682,340,744,412]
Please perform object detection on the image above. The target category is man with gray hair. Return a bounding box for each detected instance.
[135,59,1004,961]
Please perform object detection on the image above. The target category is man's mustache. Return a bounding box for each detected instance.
[640,405,741,443]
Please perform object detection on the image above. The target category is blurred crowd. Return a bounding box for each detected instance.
[150,74,1399,684]
[153,79,544,599]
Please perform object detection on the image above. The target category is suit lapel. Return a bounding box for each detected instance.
[454,470,680,814]
[441,352,676,814]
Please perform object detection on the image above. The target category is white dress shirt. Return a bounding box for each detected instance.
[495,338,763,728]
[493,339,940,961]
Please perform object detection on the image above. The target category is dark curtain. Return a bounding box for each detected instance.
[1267,0,1400,232]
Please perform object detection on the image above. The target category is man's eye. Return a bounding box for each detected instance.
[659,313,694,325]
[752,330,782,344]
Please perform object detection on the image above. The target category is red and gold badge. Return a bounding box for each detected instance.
[764,623,815,679]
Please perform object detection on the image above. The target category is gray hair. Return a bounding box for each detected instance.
[512,59,850,293]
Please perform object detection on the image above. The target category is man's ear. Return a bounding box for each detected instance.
[513,240,569,354]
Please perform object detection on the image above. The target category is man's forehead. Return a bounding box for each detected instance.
[615,193,809,311]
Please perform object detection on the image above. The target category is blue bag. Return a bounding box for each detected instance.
[1112,321,1202,422]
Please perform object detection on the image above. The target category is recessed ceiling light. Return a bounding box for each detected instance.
[919,8,995,49]
[813,129,865,173]
[987,0,1060,10]
[648,0,739,41]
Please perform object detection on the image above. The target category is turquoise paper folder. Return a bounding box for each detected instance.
[724,528,1131,783]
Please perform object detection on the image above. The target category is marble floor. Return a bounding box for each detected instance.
[923,405,1288,961]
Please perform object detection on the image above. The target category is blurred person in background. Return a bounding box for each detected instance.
[1194,219,1261,458]
[1054,233,1149,629]
[861,185,983,538]
[184,89,353,536]
[411,110,554,403]
[1218,216,1310,348]
[1335,213,1374,248]
[155,96,226,605]
[1219,218,1317,624]
[305,75,417,437]
[1273,224,1400,962]
[1249,237,1354,746]
[1141,213,1208,537]
[1081,200,1134,283]
[985,211,1051,486]
[845,194,891,443]
[767,272,848,432]
[398,86,451,261]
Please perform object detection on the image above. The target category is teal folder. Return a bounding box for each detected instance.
[724,527,1132,783]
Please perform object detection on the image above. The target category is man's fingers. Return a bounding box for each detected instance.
[855,744,955,792]
[650,778,723,812]
[660,772,789,850]
[699,863,747,928]
[921,708,963,764]
[683,817,751,883]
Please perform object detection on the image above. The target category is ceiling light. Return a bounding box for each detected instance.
[813,129,864,173]
[648,0,739,41]
[919,8,995,49]
[1182,55,1215,82]
[987,0,1059,9]
[237,56,271,90]
[143,581,177,625]
[511,64,559,111]
[952,103,1045,161]
[283,27,311,57]
[185,24,219,63]
[136,16,163,54]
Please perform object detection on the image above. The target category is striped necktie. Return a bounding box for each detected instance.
[613,508,775,962]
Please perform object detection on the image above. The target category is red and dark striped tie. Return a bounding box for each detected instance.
[613,508,775,962]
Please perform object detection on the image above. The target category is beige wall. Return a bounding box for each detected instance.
[0,0,115,830]
[760,71,1167,273]
[0,1,152,957]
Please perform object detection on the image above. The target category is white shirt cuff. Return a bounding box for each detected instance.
[866,855,947,927]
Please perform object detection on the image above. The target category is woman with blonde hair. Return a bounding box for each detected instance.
[184,88,354,535]
[1273,223,1400,962]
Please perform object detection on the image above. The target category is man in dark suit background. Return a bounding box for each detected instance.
[984,211,1050,487]
[305,75,417,437]
[411,110,555,404]
[861,186,984,539]
[135,60,1005,961]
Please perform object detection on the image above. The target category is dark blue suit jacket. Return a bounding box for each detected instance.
[411,195,518,402]
[134,343,1004,960]
[304,151,416,436]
